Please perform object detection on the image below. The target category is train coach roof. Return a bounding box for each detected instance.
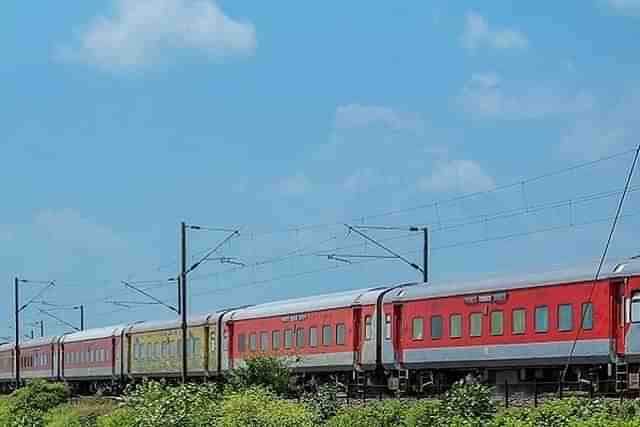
[230,286,388,321]
[0,342,14,352]
[388,259,640,302]
[127,313,217,334]
[61,325,127,343]
[20,336,59,348]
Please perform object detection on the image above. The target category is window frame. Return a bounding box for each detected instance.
[336,323,346,346]
[449,313,462,338]
[490,310,504,336]
[470,312,482,337]
[431,315,443,340]
[412,317,424,341]
[631,293,640,323]
[260,331,269,352]
[322,325,332,346]
[272,330,281,351]
[284,329,293,349]
[238,333,246,353]
[384,314,392,340]
[309,326,318,348]
[295,328,305,349]
[581,302,594,330]
[511,308,526,335]
[364,315,373,341]
[558,304,574,332]
[535,305,549,333]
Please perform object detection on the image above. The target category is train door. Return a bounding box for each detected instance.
[353,307,362,365]
[393,304,403,364]
[612,280,626,355]
[227,322,234,369]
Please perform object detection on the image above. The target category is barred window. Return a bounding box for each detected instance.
[412,317,424,340]
[364,316,372,341]
[470,313,482,337]
[450,314,462,338]
[272,330,281,351]
[309,327,318,347]
[336,324,346,345]
[512,309,526,334]
[558,304,573,332]
[322,325,332,346]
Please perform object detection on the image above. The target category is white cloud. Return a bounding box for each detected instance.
[459,72,595,120]
[277,174,312,196]
[420,160,495,193]
[461,10,529,51]
[34,208,125,250]
[57,0,256,72]
[335,104,424,133]
[607,0,640,14]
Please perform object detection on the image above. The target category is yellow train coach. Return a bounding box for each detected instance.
[125,312,227,378]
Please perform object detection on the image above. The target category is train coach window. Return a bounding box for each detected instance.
[385,314,392,340]
[582,303,593,330]
[431,316,443,340]
[558,304,573,331]
[336,323,346,345]
[512,309,526,335]
[470,313,482,337]
[249,333,257,352]
[412,317,424,340]
[238,334,246,353]
[491,311,504,336]
[260,332,268,352]
[632,294,640,323]
[364,316,373,341]
[535,306,549,333]
[450,314,462,338]
[272,330,281,350]
[322,325,332,346]
[296,328,305,348]
[284,329,293,349]
[309,327,318,347]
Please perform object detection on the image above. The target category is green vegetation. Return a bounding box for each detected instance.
[3,362,640,426]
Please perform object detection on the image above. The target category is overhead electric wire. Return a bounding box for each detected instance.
[561,143,640,384]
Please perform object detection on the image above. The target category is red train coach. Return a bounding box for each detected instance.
[0,343,14,392]
[382,260,640,392]
[18,337,59,382]
[222,287,390,383]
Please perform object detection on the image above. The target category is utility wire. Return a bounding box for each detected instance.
[560,143,640,384]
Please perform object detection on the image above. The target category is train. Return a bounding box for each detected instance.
[2,258,640,394]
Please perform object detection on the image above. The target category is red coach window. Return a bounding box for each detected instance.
[512,309,526,335]
[535,306,549,333]
[558,304,573,332]
[470,313,482,337]
[309,327,318,348]
[581,303,593,330]
[284,329,293,349]
[295,329,305,349]
[336,324,346,345]
[238,334,246,353]
[364,316,373,341]
[491,311,504,336]
[322,325,332,346]
[272,331,281,351]
[449,314,462,338]
[260,332,268,352]
[412,317,424,340]
[384,314,392,340]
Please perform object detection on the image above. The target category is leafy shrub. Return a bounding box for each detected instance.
[303,383,340,422]
[227,354,294,395]
[441,384,495,420]
[402,399,443,426]
[326,400,409,427]
[96,407,138,427]
[221,386,315,427]
[43,405,82,427]
[114,380,222,427]
[0,380,71,427]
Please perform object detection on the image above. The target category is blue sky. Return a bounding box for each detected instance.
[2,0,640,339]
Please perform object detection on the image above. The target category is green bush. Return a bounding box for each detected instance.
[442,384,495,420]
[303,383,340,422]
[96,407,138,427]
[227,354,294,396]
[402,399,443,426]
[114,381,222,427]
[43,405,82,427]
[0,380,71,427]
[326,400,409,427]
[221,386,315,427]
